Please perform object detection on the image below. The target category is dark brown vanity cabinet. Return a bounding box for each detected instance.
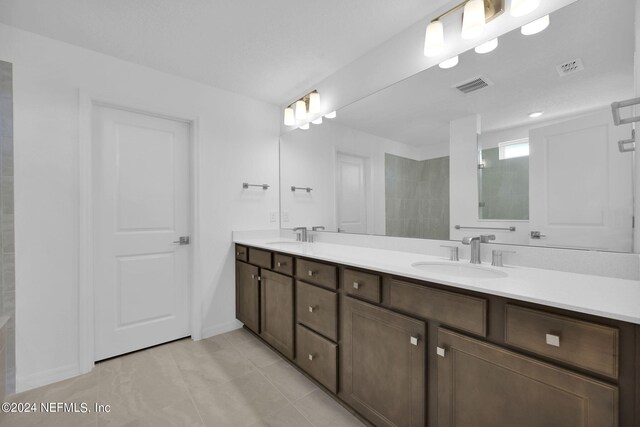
[342,296,426,427]
[260,270,295,359]
[235,245,637,427]
[437,328,618,427]
[235,260,259,334]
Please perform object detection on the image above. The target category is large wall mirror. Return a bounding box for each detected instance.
[280,0,636,253]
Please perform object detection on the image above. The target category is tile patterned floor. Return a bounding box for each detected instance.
[1,329,366,426]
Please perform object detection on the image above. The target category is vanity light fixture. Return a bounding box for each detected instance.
[529,111,544,118]
[294,99,307,123]
[510,0,540,17]
[283,107,295,126]
[521,14,549,35]
[461,0,486,39]
[308,91,321,115]
[439,56,460,69]
[424,21,445,57]
[325,111,337,119]
[284,90,327,128]
[475,37,498,54]
[424,0,503,58]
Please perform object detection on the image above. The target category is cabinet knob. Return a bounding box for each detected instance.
[308,270,315,277]
[277,261,285,267]
[545,333,560,347]
[410,336,419,346]
[251,274,255,279]
[308,306,316,313]
[308,354,314,361]
[353,282,360,290]
[436,347,446,358]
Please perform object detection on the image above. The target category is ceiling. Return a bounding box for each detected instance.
[335,0,636,146]
[0,0,451,105]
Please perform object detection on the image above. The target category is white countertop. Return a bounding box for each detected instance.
[234,237,640,325]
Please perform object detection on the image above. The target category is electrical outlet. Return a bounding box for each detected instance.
[269,211,278,223]
[282,211,290,222]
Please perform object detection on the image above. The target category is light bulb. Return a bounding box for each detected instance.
[295,100,307,123]
[521,15,549,35]
[510,0,540,17]
[300,122,310,130]
[475,38,498,54]
[461,0,485,40]
[528,111,544,118]
[312,116,323,125]
[308,91,321,115]
[424,21,444,57]
[325,111,337,119]
[439,56,459,69]
[284,107,295,126]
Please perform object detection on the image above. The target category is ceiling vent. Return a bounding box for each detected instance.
[453,75,494,94]
[556,58,584,77]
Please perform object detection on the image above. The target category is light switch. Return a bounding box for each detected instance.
[269,211,278,223]
[282,211,290,222]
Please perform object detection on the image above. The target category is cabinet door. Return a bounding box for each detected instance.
[261,270,295,359]
[236,261,259,334]
[437,328,618,427]
[342,297,426,427]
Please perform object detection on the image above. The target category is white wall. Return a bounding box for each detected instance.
[0,24,280,392]
[280,121,425,235]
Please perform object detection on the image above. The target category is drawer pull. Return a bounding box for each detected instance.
[308,306,316,313]
[251,275,261,281]
[277,261,286,267]
[353,282,360,289]
[545,333,560,347]
[308,270,316,277]
[410,336,419,346]
[236,251,244,256]
[436,347,446,357]
[308,354,315,361]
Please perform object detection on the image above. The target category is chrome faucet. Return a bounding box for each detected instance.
[461,234,495,264]
[293,227,308,242]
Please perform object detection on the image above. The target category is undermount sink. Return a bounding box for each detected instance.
[411,262,508,279]
[265,240,302,248]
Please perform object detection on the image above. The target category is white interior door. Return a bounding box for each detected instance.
[529,109,633,251]
[336,152,368,234]
[93,106,190,361]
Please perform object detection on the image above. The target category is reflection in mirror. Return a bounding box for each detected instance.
[280,0,636,252]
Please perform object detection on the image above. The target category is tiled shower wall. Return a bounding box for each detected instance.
[0,60,14,396]
[479,147,529,220]
[385,153,449,240]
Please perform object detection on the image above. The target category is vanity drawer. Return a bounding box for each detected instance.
[248,248,272,269]
[235,245,248,262]
[296,281,337,341]
[505,305,619,379]
[296,324,337,393]
[343,269,381,303]
[296,259,337,290]
[273,254,293,276]
[388,279,487,337]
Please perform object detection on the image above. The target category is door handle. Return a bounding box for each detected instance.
[172,236,190,245]
[530,231,546,239]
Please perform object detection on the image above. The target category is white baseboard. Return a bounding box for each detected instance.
[16,363,81,393]
[201,320,243,339]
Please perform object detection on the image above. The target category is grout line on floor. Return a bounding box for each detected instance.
[166,339,207,427]
[223,331,319,427]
